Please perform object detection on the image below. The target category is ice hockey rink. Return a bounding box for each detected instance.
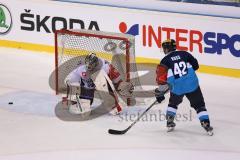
[0,47,240,160]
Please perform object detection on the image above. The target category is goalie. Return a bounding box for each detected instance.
[64,53,133,115]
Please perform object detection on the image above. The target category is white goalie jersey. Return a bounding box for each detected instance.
[65,58,122,90]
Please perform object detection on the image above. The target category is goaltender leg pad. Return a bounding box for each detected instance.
[69,96,91,116]
[80,98,91,111]
[91,69,109,92]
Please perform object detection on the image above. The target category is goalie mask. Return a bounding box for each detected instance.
[85,53,99,71]
[162,39,176,54]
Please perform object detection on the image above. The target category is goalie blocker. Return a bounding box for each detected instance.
[63,53,134,116]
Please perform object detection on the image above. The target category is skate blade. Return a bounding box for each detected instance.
[167,127,175,132]
[207,130,214,136]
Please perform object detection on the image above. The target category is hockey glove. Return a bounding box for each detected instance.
[155,88,165,103]
[155,84,170,103]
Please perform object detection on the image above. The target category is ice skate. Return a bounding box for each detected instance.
[166,115,176,132]
[201,122,214,136]
[167,121,176,132]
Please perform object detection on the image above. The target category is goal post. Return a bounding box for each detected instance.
[54,29,142,105]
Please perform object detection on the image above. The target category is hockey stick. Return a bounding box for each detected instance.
[108,100,158,135]
[75,93,83,112]
[101,70,123,112]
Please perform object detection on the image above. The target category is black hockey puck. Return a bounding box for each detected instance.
[8,102,13,105]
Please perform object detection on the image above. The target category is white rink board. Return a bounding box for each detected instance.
[1,0,240,69]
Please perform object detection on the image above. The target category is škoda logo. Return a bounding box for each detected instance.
[0,4,12,34]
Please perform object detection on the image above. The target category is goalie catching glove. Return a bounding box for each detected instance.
[117,81,134,97]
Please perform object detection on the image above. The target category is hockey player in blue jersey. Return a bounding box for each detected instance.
[155,39,213,136]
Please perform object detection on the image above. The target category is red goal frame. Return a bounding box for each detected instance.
[54,29,131,95]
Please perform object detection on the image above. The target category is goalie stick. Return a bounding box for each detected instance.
[102,70,119,98]
[108,100,158,135]
[92,69,123,114]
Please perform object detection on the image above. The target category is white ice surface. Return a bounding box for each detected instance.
[0,47,240,160]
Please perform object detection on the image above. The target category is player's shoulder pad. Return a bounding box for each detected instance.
[160,56,169,66]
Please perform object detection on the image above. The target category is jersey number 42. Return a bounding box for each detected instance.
[173,61,188,78]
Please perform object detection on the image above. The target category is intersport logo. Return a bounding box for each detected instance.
[118,22,240,58]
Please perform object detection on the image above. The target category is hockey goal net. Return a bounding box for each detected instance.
[54,29,142,98]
